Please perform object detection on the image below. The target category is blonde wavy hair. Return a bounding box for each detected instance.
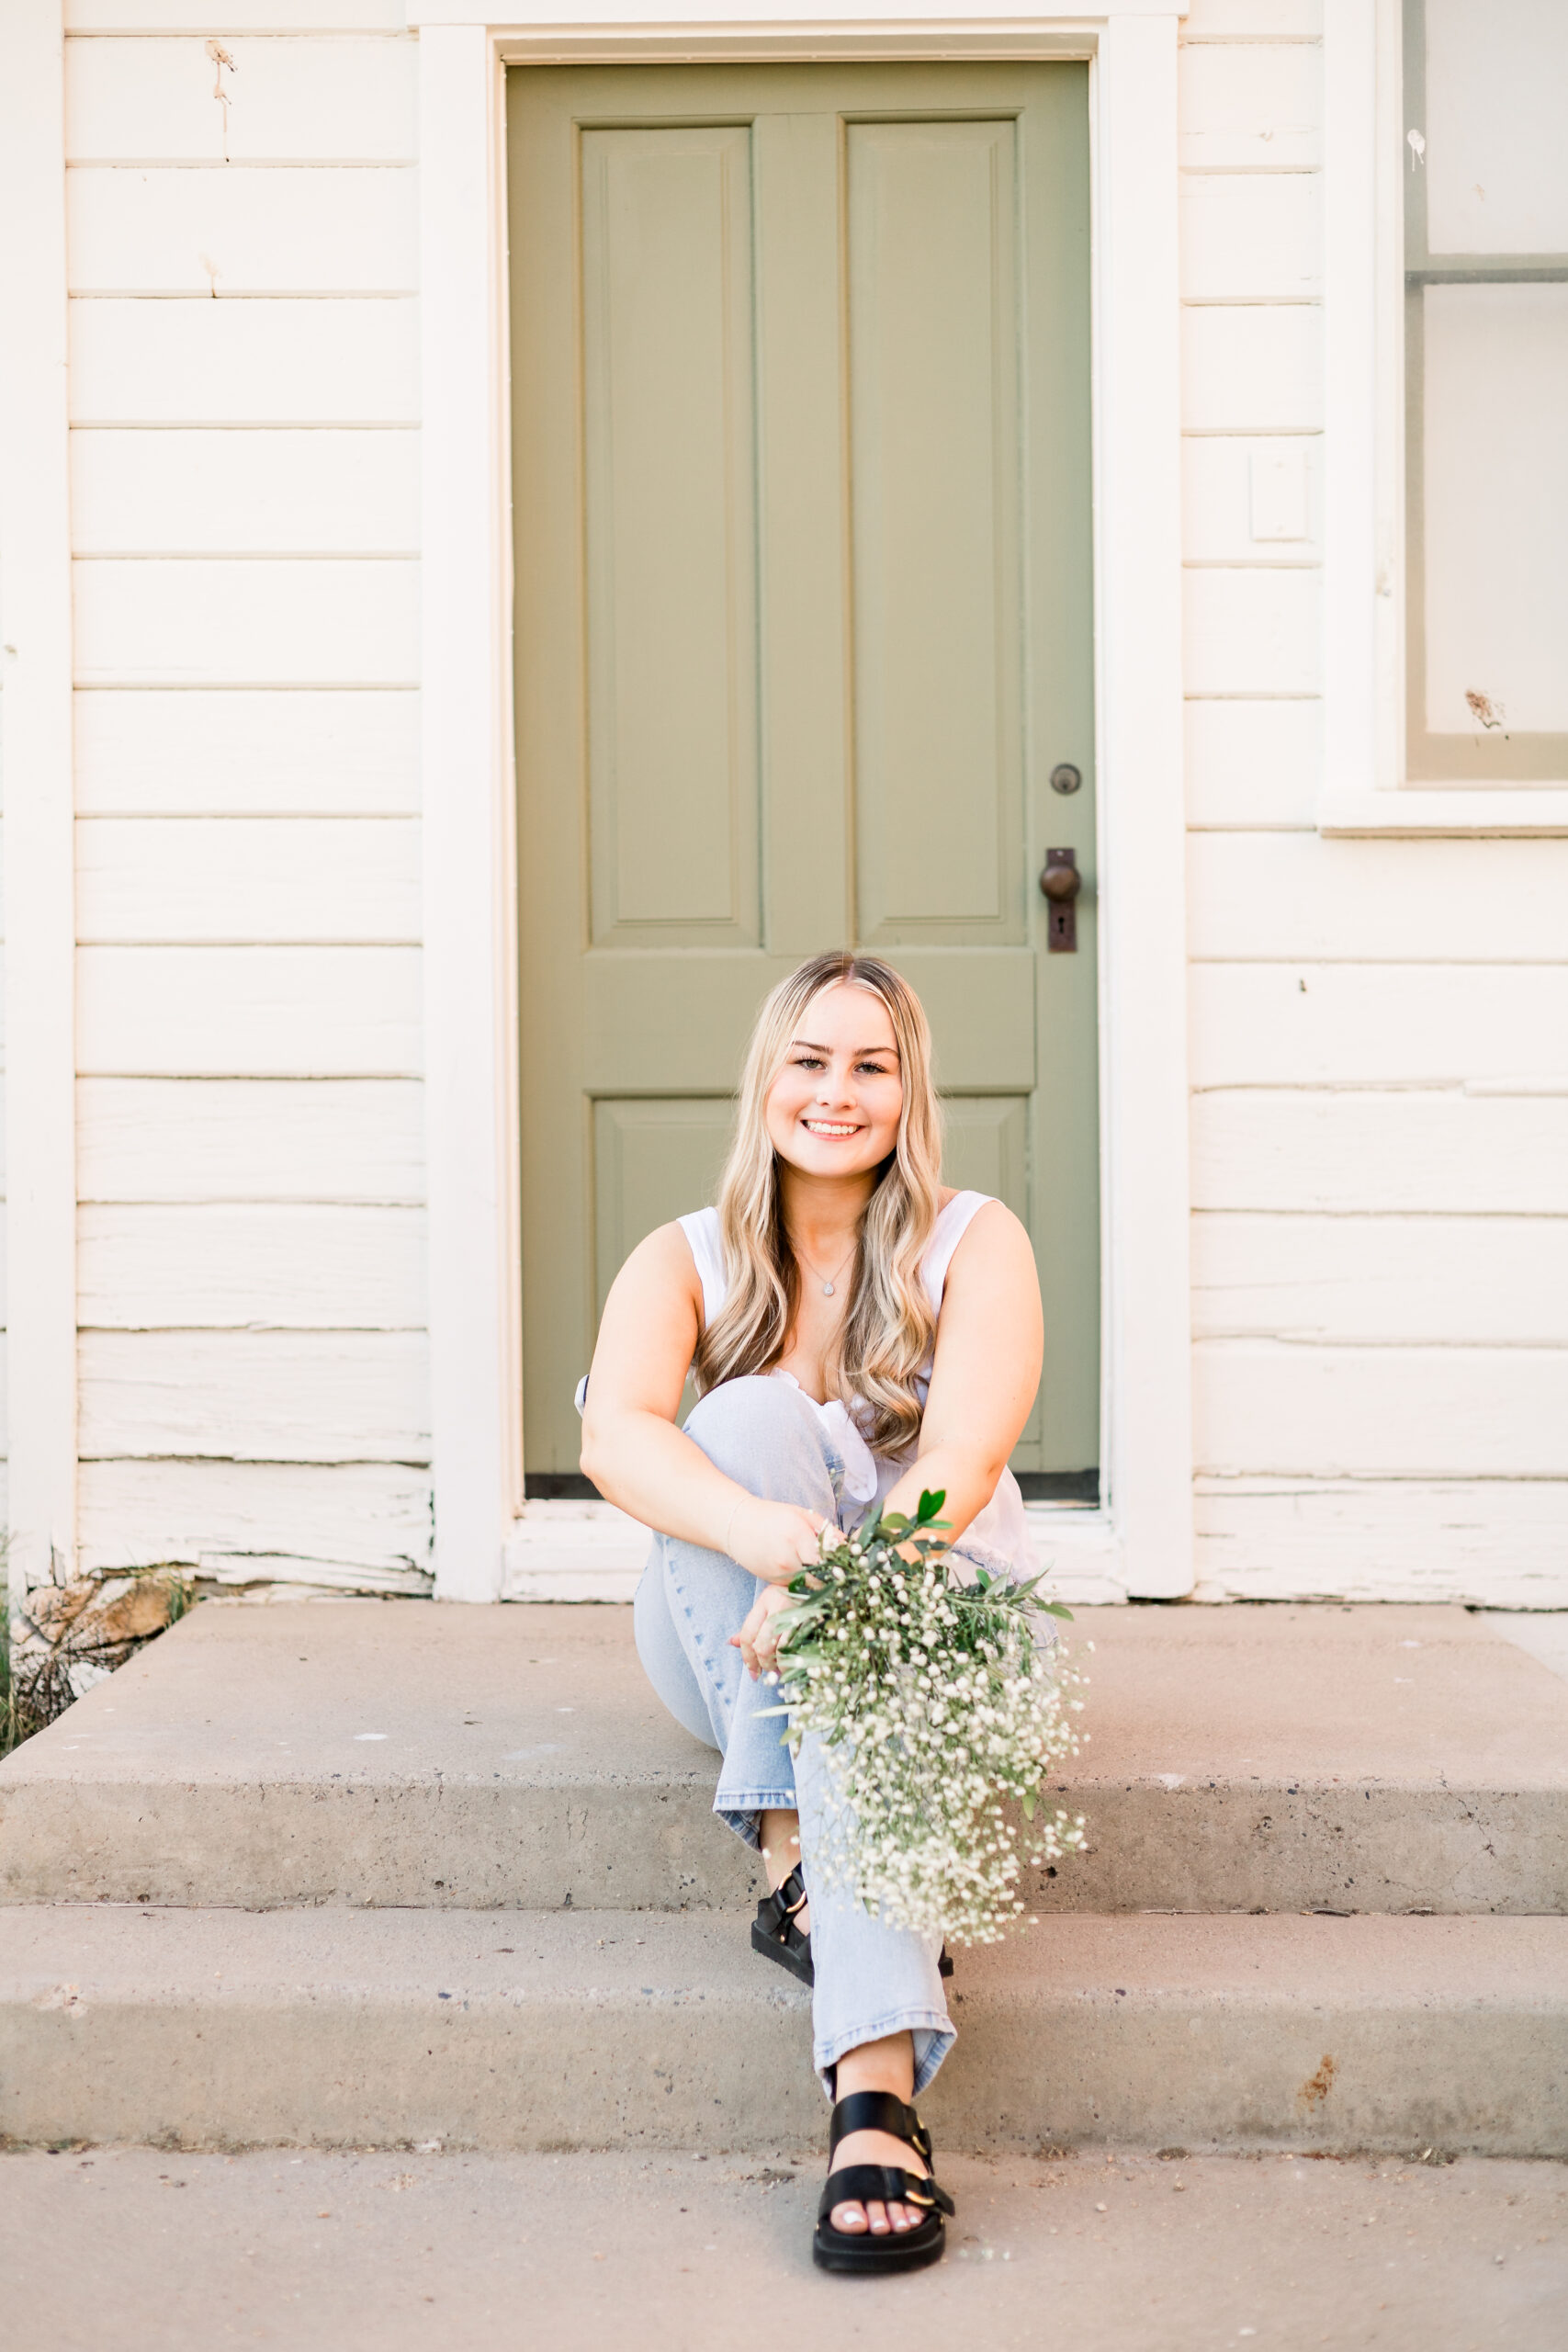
[694,952,944,1454]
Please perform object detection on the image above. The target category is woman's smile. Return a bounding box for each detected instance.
[802,1117,862,1140]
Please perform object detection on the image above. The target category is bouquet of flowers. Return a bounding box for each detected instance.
[761,1488,1087,1945]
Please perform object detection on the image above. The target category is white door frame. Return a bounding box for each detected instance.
[411,3,1194,1603]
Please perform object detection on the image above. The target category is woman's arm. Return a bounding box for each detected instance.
[879,1200,1043,1547]
[578,1224,827,1585]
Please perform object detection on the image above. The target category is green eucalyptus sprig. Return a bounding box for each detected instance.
[759,1488,1088,1945]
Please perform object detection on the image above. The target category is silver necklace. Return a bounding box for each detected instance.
[795,1239,856,1298]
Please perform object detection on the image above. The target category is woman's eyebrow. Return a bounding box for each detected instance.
[789,1036,898,1058]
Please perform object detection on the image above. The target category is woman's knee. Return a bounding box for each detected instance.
[683,1374,832,1498]
[684,1374,810,1451]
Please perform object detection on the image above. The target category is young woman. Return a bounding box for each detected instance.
[579,952,1043,2274]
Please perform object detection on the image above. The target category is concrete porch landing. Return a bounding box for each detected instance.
[2,1600,1565,1916]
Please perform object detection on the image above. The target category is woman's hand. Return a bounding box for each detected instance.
[724,1495,829,1586]
[731,1580,807,1681]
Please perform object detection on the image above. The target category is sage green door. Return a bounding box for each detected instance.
[510,62,1098,1498]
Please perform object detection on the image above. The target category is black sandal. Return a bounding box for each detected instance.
[751,1862,814,1984]
[750,1863,954,1988]
[813,2089,954,2274]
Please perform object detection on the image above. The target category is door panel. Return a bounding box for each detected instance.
[592,1098,734,1324]
[941,1097,1029,1222]
[511,63,1097,1487]
[582,127,761,946]
[849,119,1024,944]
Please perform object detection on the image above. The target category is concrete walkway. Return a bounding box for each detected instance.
[3,2145,1562,2352]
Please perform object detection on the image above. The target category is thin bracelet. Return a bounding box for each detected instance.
[722,1499,742,1561]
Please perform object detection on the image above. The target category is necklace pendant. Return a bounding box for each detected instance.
[822,1281,834,1296]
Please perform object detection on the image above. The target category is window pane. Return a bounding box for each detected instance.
[1423,282,1568,735]
[1425,0,1568,254]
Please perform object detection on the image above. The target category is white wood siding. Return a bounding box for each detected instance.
[33,5,1562,1607]
[75,693,419,815]
[1180,4,1566,1604]
[65,17,428,1592]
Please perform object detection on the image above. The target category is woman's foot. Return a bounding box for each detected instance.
[758,1838,930,2237]
[826,2034,925,2237]
[759,1807,810,1934]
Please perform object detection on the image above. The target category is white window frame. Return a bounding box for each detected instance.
[419,2,1198,1603]
[1317,0,1568,837]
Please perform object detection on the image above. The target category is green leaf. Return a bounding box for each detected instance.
[1021,1788,1036,1821]
[917,1488,947,1522]
[1038,1600,1075,1622]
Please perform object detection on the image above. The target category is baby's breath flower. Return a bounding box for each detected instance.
[761,1492,1087,1945]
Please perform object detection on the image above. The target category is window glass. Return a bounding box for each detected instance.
[1404,0,1568,780]
[1423,284,1568,736]
[1426,0,1568,252]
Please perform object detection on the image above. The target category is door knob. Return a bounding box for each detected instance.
[1039,848,1081,952]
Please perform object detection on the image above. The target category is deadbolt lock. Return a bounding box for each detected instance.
[1040,848,1082,952]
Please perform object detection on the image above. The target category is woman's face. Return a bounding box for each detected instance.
[764,984,904,1180]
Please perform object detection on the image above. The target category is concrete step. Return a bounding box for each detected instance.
[3,1601,1565,1917]
[3,1905,1564,2156]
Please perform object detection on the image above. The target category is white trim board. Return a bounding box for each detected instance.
[409,6,1191,30]
[503,1502,1131,1607]
[416,9,1195,1602]
[1,1,78,1592]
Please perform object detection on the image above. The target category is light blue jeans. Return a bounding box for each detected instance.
[633,1374,956,2098]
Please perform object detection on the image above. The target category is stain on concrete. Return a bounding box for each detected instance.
[1298,2054,1337,2110]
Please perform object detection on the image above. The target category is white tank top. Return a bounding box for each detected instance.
[677,1191,1032,1574]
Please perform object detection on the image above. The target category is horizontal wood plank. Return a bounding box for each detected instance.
[1189,832,1568,961]
[78,1457,433,1581]
[78,1204,424,1329]
[1190,965,1568,1088]
[77,1077,425,1203]
[65,1,407,26]
[1185,697,1320,829]
[1191,1086,1568,1215]
[66,36,417,164]
[1184,568,1320,696]
[77,946,423,1076]
[73,558,418,686]
[77,817,422,943]
[66,164,417,295]
[1192,1212,1568,1345]
[1184,1,1321,31]
[1182,303,1323,434]
[1195,1339,1568,1477]
[71,429,419,554]
[1180,173,1320,301]
[1182,435,1321,563]
[1194,1477,1568,1609]
[74,690,419,814]
[79,1329,429,1462]
[1178,40,1320,170]
[69,297,418,424]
